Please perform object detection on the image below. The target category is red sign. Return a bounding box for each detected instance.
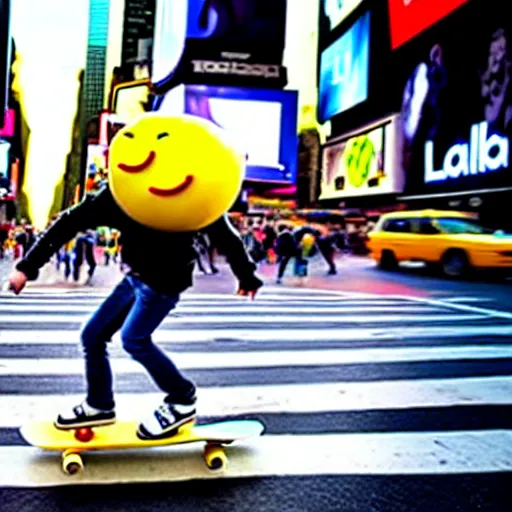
[0,109,15,138]
[388,0,469,49]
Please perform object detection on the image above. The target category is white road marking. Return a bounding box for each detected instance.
[0,377,510,427]
[442,297,494,304]
[0,345,510,374]
[0,304,444,314]
[1,430,511,487]
[0,298,433,308]
[390,295,512,321]
[0,313,482,324]
[1,324,512,344]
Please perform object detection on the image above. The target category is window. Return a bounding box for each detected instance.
[383,219,412,233]
[417,218,440,235]
[434,218,494,235]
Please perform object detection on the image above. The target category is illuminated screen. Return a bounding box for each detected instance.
[322,0,364,32]
[0,139,9,177]
[318,11,370,123]
[114,84,150,124]
[185,85,298,183]
[186,0,287,45]
[319,125,387,200]
[0,108,14,137]
[388,0,469,50]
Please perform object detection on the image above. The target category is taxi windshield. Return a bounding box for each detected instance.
[434,218,494,235]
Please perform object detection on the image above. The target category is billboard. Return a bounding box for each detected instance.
[152,0,287,91]
[186,0,287,49]
[184,85,298,184]
[398,0,512,195]
[318,11,370,123]
[321,0,364,33]
[319,116,403,200]
[388,0,469,50]
[0,0,10,122]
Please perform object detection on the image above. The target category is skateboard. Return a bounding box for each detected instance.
[20,419,265,475]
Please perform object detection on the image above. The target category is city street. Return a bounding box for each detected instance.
[0,260,510,511]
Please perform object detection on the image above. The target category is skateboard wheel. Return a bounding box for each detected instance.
[204,444,228,472]
[62,452,84,475]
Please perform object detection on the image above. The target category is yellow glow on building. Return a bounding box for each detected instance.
[10,0,89,229]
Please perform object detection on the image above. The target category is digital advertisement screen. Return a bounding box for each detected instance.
[322,0,364,33]
[318,11,370,123]
[0,139,9,177]
[397,0,512,195]
[185,85,298,184]
[319,125,389,200]
[186,0,287,47]
[388,0,469,50]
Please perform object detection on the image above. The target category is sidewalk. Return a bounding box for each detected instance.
[0,257,124,292]
[0,253,375,295]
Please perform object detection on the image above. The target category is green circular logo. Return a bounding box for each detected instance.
[344,135,375,188]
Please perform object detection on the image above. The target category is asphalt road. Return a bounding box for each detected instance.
[0,279,510,511]
[255,254,512,314]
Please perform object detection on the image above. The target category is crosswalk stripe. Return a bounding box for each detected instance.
[0,298,447,312]
[0,287,510,489]
[12,290,349,300]
[1,429,511,487]
[442,297,495,303]
[0,304,445,314]
[0,377,510,428]
[1,346,511,374]
[0,296,417,305]
[0,313,483,324]
[1,324,511,344]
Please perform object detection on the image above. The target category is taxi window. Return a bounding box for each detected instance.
[383,219,412,233]
[417,218,440,235]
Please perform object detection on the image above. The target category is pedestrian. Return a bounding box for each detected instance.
[274,224,297,284]
[262,218,277,264]
[193,231,219,274]
[72,231,97,284]
[294,232,316,277]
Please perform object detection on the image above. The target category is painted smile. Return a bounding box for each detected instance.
[118,151,156,173]
[148,175,194,197]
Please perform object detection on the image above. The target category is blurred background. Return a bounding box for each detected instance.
[0,0,511,284]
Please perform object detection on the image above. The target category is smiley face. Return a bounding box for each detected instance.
[108,113,245,232]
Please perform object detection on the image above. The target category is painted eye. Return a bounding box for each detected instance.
[123,132,135,139]
[157,132,169,140]
[118,151,156,173]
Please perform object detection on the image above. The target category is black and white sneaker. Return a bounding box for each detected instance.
[137,399,196,440]
[55,401,116,430]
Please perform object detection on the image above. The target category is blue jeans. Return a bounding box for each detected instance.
[81,276,196,410]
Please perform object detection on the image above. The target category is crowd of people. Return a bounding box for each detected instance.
[55,227,121,285]
[0,218,36,260]
[231,214,370,284]
[1,210,371,287]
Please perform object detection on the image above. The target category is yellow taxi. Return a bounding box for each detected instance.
[367,210,512,278]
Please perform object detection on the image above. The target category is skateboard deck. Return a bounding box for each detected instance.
[20,419,265,475]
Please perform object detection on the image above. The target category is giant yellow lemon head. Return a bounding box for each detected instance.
[108,113,245,231]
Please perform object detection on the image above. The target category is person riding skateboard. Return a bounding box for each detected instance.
[7,114,263,440]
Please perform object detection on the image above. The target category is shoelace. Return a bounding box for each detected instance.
[155,404,176,428]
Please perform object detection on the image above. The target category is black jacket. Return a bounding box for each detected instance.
[17,186,262,295]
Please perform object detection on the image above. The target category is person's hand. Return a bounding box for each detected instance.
[7,270,28,295]
[236,276,263,300]
[236,288,259,300]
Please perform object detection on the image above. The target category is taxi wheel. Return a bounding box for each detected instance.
[379,250,398,270]
[441,250,469,279]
